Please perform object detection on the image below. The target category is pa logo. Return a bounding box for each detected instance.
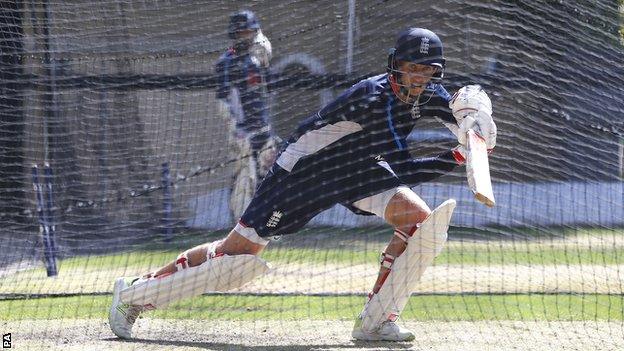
[2,333,11,349]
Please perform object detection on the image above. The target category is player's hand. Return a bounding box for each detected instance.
[456,112,497,150]
[449,85,492,120]
[250,30,272,68]
[451,145,467,165]
[449,85,496,150]
[456,115,475,146]
[474,110,496,150]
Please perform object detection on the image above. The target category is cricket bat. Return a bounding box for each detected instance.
[466,129,495,207]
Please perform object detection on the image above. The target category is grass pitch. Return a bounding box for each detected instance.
[2,293,623,321]
[1,227,623,350]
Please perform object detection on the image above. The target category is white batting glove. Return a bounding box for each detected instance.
[449,85,496,150]
[474,110,496,150]
[449,85,492,121]
[250,30,272,68]
[456,115,475,146]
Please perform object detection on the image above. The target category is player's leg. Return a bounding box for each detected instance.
[109,228,269,339]
[109,162,287,340]
[149,228,267,279]
[135,162,286,287]
[230,130,278,223]
[351,187,455,341]
[230,133,256,223]
[349,187,426,341]
[109,162,312,339]
[372,188,431,295]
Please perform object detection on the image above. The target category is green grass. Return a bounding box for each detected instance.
[2,227,621,297]
[2,294,622,321]
[437,246,624,266]
[26,226,622,273]
[46,244,623,273]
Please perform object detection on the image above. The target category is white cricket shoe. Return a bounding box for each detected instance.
[352,319,415,342]
[109,277,144,339]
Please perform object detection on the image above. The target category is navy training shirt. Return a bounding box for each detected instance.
[215,47,270,134]
[275,73,459,196]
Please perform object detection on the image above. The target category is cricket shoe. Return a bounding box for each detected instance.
[109,277,145,339]
[352,318,415,342]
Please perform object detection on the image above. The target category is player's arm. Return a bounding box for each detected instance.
[386,147,459,187]
[448,85,497,162]
[214,53,232,100]
[237,51,271,116]
[421,84,457,128]
[449,85,498,206]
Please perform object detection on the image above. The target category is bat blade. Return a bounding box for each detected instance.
[466,129,495,207]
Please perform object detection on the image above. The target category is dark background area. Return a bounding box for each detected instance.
[0,0,622,261]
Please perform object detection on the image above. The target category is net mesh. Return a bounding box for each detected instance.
[1,1,623,349]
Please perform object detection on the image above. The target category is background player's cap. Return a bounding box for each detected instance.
[393,27,444,66]
[228,10,260,39]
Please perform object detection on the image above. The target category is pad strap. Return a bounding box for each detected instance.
[380,252,396,269]
[393,226,418,243]
[206,242,221,260]
[175,252,189,271]
[371,252,396,296]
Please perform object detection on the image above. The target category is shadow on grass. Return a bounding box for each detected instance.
[104,336,415,350]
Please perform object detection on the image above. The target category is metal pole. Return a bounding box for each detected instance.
[162,162,173,242]
[41,0,59,164]
[619,137,623,179]
[346,0,355,74]
[31,165,57,276]
[44,163,58,268]
[39,0,59,277]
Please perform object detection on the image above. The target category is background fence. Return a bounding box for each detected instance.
[0,1,623,349]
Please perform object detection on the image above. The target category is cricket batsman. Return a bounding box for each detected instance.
[215,10,278,221]
[110,27,497,342]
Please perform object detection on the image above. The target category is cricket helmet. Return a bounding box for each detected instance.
[228,10,261,40]
[387,28,445,105]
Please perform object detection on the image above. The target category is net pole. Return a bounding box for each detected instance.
[162,162,173,242]
[31,165,57,277]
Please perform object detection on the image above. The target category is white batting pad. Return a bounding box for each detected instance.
[120,254,270,309]
[359,199,456,332]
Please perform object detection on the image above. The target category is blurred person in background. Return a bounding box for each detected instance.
[215,10,278,223]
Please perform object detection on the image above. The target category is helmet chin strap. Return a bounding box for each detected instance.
[389,73,436,106]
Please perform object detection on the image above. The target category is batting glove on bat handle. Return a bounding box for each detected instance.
[452,145,467,165]
[457,115,476,146]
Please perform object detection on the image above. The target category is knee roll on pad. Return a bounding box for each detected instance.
[413,223,448,257]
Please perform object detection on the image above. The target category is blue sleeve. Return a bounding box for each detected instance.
[238,57,270,128]
[421,84,456,125]
[215,54,230,99]
[386,85,459,185]
[318,79,373,124]
[388,149,459,187]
